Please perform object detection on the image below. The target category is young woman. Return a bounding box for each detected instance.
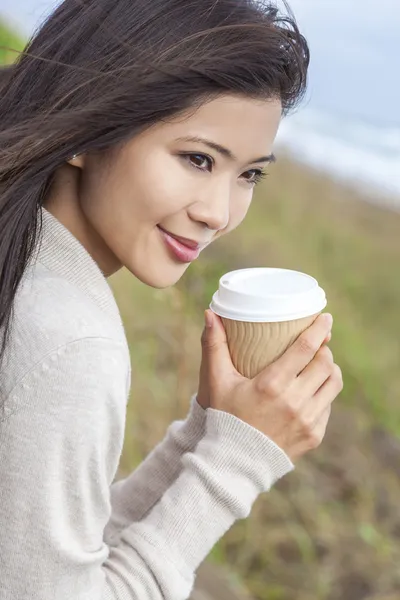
[0,1,342,598]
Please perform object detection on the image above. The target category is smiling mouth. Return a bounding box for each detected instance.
[157,226,209,263]
[157,226,208,249]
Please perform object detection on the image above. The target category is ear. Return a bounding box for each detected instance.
[66,154,85,169]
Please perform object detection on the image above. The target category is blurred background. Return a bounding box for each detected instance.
[1,2,400,599]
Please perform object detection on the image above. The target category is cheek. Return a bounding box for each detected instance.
[147,159,199,218]
[126,154,196,222]
[82,152,190,226]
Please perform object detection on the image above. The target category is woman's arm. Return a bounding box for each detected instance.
[104,394,206,546]
[0,337,292,600]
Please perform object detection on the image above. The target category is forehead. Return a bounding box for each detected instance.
[180,94,282,128]
[147,94,283,157]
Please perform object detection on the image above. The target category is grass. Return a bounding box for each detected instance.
[111,158,400,600]
[0,19,24,64]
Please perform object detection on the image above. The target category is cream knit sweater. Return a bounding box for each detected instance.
[0,208,293,599]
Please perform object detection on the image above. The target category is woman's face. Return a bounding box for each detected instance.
[54,94,282,287]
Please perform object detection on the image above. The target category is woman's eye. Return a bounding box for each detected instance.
[180,154,266,184]
[183,153,213,171]
[242,169,267,185]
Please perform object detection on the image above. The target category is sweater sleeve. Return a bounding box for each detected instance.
[104,395,206,547]
[0,337,293,600]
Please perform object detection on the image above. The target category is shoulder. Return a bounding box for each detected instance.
[14,262,123,341]
[1,263,130,399]
[19,263,121,340]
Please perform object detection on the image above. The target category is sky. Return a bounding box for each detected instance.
[288,0,400,126]
[1,0,399,127]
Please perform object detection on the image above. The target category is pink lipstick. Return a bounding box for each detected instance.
[158,226,205,263]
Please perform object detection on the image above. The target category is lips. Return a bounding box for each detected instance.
[157,226,204,250]
[157,226,208,263]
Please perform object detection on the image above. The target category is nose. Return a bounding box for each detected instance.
[187,181,230,232]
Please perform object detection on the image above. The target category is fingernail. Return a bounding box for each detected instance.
[205,310,213,329]
[324,313,333,328]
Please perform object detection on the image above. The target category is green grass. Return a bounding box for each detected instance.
[0,19,24,64]
[111,158,400,599]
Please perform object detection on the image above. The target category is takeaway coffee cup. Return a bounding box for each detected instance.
[209,268,327,379]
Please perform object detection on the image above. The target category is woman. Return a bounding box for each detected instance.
[0,1,342,599]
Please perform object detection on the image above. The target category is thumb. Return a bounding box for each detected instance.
[201,309,235,377]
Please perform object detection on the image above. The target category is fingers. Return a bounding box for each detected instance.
[201,310,237,380]
[269,313,333,383]
[298,365,343,453]
[297,345,335,397]
[313,364,343,410]
[309,405,331,448]
[309,364,343,430]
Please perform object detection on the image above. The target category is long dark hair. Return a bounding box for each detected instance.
[0,0,309,367]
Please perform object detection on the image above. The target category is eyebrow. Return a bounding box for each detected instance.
[175,136,276,165]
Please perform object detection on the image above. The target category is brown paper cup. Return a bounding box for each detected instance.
[221,313,319,379]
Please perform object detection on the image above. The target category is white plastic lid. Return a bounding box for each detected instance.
[210,268,327,322]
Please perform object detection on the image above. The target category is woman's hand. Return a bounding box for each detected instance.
[197,310,342,462]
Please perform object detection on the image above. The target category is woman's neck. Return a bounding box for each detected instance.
[44,165,122,277]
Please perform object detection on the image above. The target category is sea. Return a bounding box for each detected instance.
[273,0,400,211]
[275,107,400,210]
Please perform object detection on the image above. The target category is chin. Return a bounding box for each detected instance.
[127,263,190,289]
